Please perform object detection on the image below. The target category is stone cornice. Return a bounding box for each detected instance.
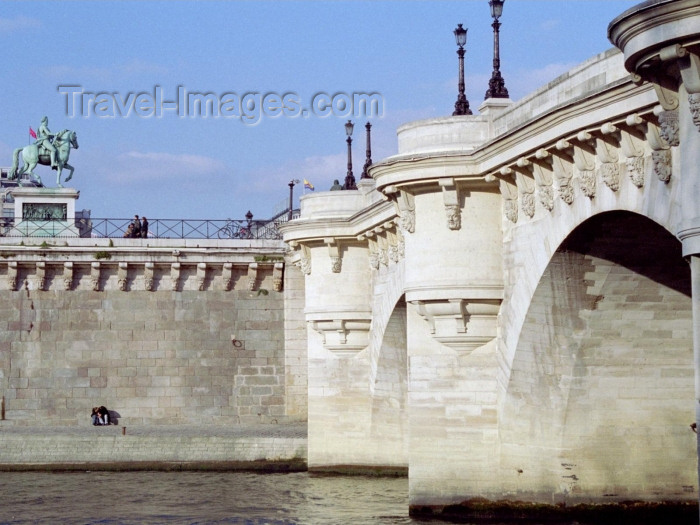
[371,80,657,197]
[281,199,395,245]
[608,0,700,73]
[0,257,284,293]
[0,245,283,264]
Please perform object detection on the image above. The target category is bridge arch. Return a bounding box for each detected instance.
[500,210,694,499]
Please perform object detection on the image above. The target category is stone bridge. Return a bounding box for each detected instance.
[282,0,700,517]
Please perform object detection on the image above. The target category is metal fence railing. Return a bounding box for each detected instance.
[0,215,299,240]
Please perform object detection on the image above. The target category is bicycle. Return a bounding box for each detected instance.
[217,219,253,239]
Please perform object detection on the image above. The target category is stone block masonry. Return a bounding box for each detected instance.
[0,423,307,471]
[0,245,307,428]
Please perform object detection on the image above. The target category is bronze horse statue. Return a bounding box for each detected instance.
[10,129,79,187]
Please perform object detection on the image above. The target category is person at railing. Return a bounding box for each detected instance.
[131,215,141,238]
[141,216,148,238]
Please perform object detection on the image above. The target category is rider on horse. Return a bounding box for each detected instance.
[35,116,57,169]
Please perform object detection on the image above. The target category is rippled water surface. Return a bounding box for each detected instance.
[1,471,691,525]
[0,471,430,525]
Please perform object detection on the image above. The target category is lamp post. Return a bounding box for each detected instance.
[361,122,372,179]
[344,120,357,190]
[452,23,472,116]
[485,0,509,99]
[288,179,299,221]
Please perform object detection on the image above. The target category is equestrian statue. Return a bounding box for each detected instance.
[10,116,79,187]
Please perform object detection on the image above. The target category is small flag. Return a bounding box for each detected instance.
[303,179,314,191]
[29,127,37,139]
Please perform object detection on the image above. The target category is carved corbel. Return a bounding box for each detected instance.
[619,114,647,188]
[7,261,17,291]
[513,158,536,219]
[63,262,73,291]
[647,48,682,145]
[35,261,46,291]
[414,298,500,354]
[395,225,405,259]
[310,318,372,357]
[197,263,207,291]
[144,262,154,291]
[553,141,575,204]
[571,132,597,198]
[299,243,311,275]
[246,262,257,291]
[386,225,400,263]
[375,227,389,266]
[323,238,342,274]
[632,44,683,111]
[273,262,284,292]
[386,186,416,233]
[365,232,380,270]
[639,115,672,183]
[439,178,461,230]
[170,262,181,291]
[118,262,128,291]
[598,123,621,192]
[90,262,100,291]
[678,49,700,130]
[222,262,233,291]
[532,149,555,212]
[498,168,518,223]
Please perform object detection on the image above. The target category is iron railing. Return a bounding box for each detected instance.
[0,214,299,240]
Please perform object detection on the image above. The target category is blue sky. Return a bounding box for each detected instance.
[0,1,638,221]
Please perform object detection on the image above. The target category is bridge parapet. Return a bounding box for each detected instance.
[0,242,286,293]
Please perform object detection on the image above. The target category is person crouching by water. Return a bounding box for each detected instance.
[91,406,111,425]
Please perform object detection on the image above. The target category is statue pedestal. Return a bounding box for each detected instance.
[7,187,83,237]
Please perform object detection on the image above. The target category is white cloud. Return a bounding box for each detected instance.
[0,15,41,34]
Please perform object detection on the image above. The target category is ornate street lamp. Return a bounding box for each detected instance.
[452,23,472,116]
[288,179,299,221]
[485,0,510,99]
[361,122,372,179]
[344,120,357,190]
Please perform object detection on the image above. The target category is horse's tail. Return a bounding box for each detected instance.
[9,147,23,178]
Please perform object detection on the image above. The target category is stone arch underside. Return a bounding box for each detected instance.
[307,261,408,469]
[369,297,407,454]
[500,211,695,503]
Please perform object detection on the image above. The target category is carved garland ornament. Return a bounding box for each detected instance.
[657,110,679,146]
[538,185,554,212]
[626,156,645,188]
[600,162,620,192]
[652,150,672,183]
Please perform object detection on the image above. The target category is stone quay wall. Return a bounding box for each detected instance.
[0,239,307,429]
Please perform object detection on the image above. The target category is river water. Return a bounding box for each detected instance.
[1,471,694,524]
[0,471,429,525]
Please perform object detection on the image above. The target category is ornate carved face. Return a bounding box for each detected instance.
[445,205,461,230]
[399,210,415,233]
